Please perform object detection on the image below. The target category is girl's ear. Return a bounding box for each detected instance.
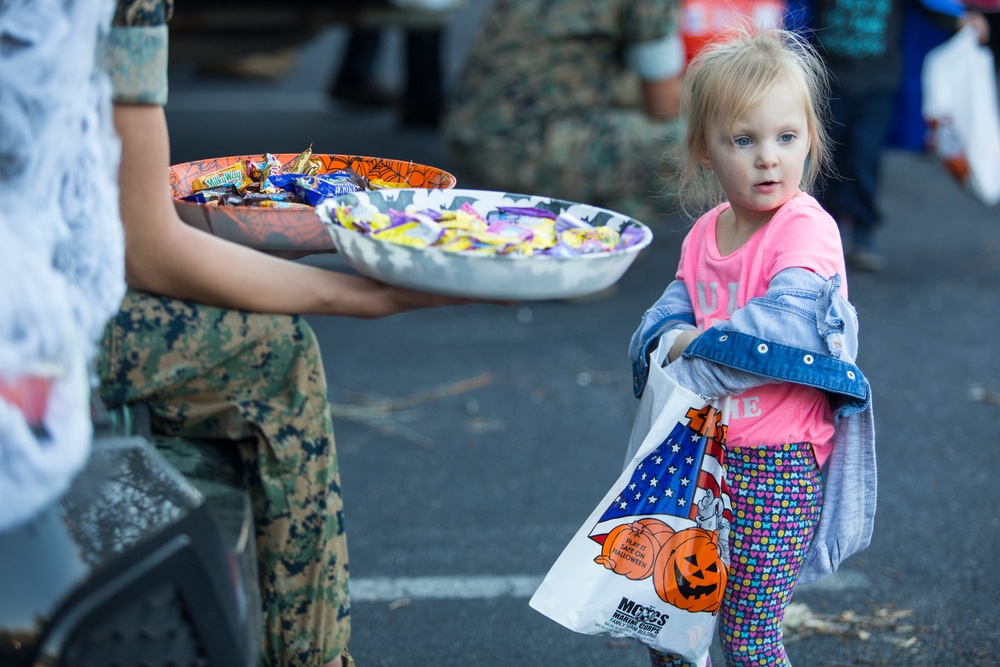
[698,149,713,171]
[695,133,714,170]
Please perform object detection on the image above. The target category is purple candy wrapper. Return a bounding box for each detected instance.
[619,223,646,248]
[497,206,557,220]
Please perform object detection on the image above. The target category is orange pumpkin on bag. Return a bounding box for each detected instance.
[594,519,674,580]
[634,518,674,546]
[652,527,726,614]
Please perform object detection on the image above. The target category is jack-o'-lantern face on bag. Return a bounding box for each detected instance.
[653,527,726,614]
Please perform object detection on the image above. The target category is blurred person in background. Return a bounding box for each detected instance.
[328,23,446,128]
[442,0,686,226]
[807,0,989,271]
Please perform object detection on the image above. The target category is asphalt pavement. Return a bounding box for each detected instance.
[165,7,1000,666]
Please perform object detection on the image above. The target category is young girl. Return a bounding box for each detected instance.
[628,29,877,666]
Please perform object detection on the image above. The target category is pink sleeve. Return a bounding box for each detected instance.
[765,199,848,297]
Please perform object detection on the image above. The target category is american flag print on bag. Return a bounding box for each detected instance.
[589,405,732,615]
[591,405,732,541]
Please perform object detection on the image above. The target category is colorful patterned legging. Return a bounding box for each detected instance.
[98,291,349,667]
[650,442,823,667]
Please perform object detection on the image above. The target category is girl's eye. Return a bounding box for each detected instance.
[733,137,752,148]
[779,133,795,144]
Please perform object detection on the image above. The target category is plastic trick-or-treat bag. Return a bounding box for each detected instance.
[530,344,731,666]
[922,25,1000,207]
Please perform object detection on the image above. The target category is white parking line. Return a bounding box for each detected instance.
[351,575,543,602]
[349,570,869,603]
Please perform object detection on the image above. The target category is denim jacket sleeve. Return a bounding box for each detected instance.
[631,268,866,410]
[629,279,698,397]
[668,268,868,412]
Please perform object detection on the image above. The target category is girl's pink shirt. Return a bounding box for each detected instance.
[676,193,848,465]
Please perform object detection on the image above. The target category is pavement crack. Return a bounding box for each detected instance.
[330,372,493,448]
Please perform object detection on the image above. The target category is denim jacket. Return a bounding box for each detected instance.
[628,268,876,585]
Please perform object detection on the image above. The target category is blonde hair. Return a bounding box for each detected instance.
[675,27,832,217]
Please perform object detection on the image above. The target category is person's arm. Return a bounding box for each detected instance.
[625,31,686,121]
[666,328,701,362]
[639,76,683,119]
[665,269,861,399]
[114,103,473,318]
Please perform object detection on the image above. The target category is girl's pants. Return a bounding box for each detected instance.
[98,291,349,667]
[650,442,823,667]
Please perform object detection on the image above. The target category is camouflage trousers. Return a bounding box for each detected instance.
[447,111,684,227]
[98,290,349,667]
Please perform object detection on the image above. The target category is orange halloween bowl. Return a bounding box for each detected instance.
[169,153,457,252]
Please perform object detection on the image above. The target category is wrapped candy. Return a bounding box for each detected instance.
[191,160,253,191]
[331,201,643,258]
[285,144,320,175]
[187,148,374,209]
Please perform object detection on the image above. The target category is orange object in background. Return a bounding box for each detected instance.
[681,0,787,63]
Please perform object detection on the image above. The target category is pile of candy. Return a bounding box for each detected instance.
[331,201,647,257]
[180,146,401,210]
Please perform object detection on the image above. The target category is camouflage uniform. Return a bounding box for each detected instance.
[101,5,350,666]
[443,0,683,224]
[98,294,349,666]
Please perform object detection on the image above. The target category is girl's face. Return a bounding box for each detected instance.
[699,75,811,227]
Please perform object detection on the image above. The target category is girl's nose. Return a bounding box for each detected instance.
[756,148,778,168]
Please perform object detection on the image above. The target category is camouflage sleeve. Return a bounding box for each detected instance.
[621,0,680,45]
[101,0,174,105]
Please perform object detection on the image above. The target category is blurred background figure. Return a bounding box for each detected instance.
[805,0,989,272]
[169,0,456,128]
[328,28,396,107]
[442,0,686,226]
[328,23,446,128]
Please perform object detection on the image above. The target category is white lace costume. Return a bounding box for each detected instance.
[0,0,125,531]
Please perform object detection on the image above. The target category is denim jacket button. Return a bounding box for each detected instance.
[719,334,728,342]
[803,354,814,364]
[757,343,768,353]
[847,370,856,380]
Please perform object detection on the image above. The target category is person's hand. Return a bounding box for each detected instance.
[959,11,990,45]
[667,328,702,363]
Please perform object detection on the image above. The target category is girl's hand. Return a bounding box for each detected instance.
[668,328,702,363]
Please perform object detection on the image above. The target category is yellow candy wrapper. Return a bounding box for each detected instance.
[191,160,253,192]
